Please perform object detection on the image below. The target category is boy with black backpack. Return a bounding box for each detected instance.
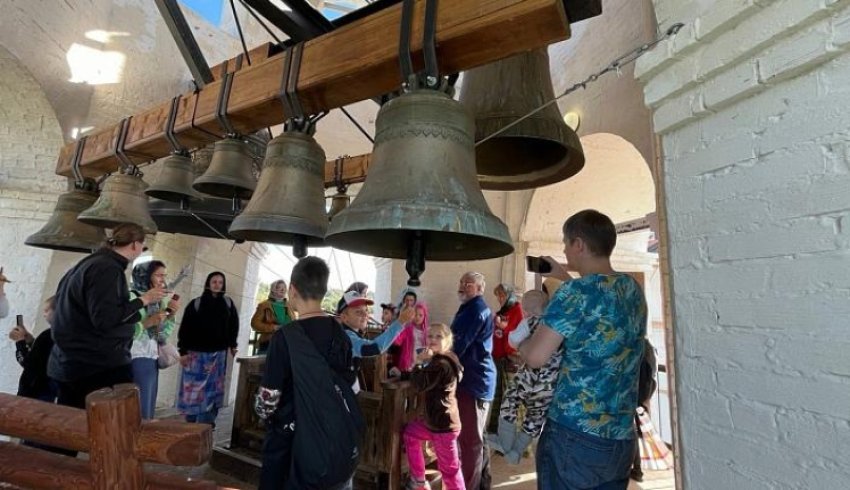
[255,257,363,490]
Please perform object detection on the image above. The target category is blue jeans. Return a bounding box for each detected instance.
[132,357,159,419]
[536,420,636,490]
[186,405,220,427]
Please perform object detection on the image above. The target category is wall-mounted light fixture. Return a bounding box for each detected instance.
[563,111,581,132]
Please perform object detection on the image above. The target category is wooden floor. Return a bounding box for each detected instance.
[153,405,676,490]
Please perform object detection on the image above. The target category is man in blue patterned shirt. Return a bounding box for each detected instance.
[520,210,647,490]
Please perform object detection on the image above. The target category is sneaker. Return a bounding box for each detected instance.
[404,478,431,490]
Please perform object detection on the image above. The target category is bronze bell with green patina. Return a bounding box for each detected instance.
[229,130,328,257]
[192,137,256,199]
[25,180,106,253]
[459,47,585,190]
[325,87,514,264]
[78,172,157,234]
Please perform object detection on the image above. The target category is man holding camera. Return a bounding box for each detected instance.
[521,210,647,490]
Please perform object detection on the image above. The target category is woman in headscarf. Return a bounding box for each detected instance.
[250,279,295,355]
[129,260,183,419]
[488,283,523,433]
[177,271,239,427]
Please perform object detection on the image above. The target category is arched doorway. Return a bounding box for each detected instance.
[520,132,675,447]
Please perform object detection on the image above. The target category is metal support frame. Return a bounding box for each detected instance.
[164,96,189,155]
[155,0,214,87]
[243,0,330,42]
[112,118,141,176]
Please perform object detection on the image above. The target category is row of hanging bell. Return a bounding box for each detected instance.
[146,144,245,240]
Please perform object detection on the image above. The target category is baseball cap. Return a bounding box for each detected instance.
[336,290,374,315]
[380,303,398,311]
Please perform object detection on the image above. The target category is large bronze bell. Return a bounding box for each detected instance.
[25,184,106,253]
[459,48,585,190]
[146,153,200,202]
[229,131,328,255]
[192,137,256,199]
[78,173,158,233]
[325,88,514,261]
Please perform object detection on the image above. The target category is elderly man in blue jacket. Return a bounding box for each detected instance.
[451,271,496,490]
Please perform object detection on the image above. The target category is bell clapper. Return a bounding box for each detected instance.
[405,234,426,287]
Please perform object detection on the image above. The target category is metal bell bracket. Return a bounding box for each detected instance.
[398,0,445,93]
[215,71,239,138]
[164,95,190,156]
[333,155,348,195]
[70,135,98,192]
[112,117,144,177]
[278,41,327,136]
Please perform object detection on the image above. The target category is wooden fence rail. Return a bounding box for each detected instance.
[0,384,217,490]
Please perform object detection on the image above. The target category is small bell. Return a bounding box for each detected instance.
[192,137,256,199]
[327,187,350,220]
[26,182,106,253]
[146,153,200,203]
[78,172,158,233]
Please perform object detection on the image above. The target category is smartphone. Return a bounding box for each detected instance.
[526,256,552,274]
[16,314,23,327]
[165,294,181,316]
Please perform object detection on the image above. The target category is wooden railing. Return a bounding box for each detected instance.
[0,384,217,489]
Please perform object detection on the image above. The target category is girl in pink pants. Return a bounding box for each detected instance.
[403,323,465,490]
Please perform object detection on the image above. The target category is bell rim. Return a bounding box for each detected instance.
[229,214,328,246]
[24,235,100,254]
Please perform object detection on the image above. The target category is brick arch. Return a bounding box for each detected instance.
[520,132,656,245]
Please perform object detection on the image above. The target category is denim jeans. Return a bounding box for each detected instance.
[132,357,159,419]
[536,420,636,490]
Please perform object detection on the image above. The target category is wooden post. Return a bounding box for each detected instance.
[86,384,145,490]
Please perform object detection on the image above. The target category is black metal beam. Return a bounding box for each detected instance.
[331,0,403,29]
[155,0,214,87]
[243,0,328,42]
[281,0,334,34]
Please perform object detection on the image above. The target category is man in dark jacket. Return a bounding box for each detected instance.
[451,271,496,490]
[48,223,167,409]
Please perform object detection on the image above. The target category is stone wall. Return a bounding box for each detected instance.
[637,0,850,487]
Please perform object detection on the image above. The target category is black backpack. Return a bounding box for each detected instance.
[637,338,658,407]
[281,320,364,489]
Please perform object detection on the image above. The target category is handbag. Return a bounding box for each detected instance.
[157,343,181,369]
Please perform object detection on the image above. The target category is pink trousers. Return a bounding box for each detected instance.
[403,419,466,490]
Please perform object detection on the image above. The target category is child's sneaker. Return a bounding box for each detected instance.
[404,478,431,490]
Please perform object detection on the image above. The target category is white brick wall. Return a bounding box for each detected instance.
[0,46,67,396]
[639,1,850,487]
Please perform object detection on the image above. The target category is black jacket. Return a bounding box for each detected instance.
[47,248,143,382]
[178,272,239,355]
[16,329,55,399]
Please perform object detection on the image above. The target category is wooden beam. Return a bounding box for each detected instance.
[56,0,570,178]
[0,392,211,467]
[0,442,218,490]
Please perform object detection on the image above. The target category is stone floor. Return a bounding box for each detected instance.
[153,405,675,490]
